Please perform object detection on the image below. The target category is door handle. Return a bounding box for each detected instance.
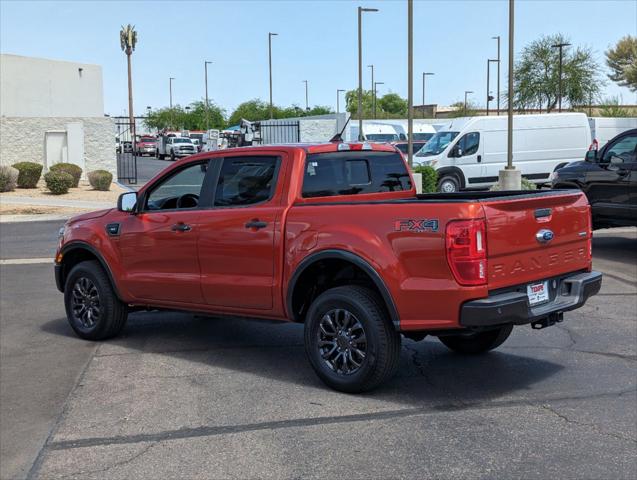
[171,223,192,232]
[245,220,268,230]
[477,155,482,163]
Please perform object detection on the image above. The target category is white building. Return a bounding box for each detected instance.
[0,54,116,177]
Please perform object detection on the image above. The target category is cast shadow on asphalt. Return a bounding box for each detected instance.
[41,312,563,406]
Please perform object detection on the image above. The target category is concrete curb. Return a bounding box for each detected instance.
[0,214,72,223]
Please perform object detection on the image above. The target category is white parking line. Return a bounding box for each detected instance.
[0,258,53,265]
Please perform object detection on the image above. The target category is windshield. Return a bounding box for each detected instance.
[413,132,434,142]
[416,131,459,157]
[173,138,192,144]
[366,133,399,142]
[140,137,155,143]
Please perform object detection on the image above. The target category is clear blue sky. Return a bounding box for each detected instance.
[1,0,636,117]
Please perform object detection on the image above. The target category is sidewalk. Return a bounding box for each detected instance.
[0,195,114,209]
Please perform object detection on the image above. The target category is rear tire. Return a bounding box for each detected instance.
[438,325,512,354]
[64,260,128,340]
[438,175,460,193]
[304,286,401,393]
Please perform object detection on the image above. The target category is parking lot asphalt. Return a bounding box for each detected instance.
[1,223,635,479]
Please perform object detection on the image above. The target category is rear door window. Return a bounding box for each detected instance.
[214,156,280,206]
[302,151,411,198]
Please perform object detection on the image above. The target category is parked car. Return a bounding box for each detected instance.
[165,137,196,161]
[415,113,591,192]
[392,141,428,157]
[135,136,157,156]
[54,142,601,392]
[551,128,637,229]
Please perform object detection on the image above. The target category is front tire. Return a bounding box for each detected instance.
[170,151,176,161]
[64,260,128,340]
[304,286,401,393]
[438,175,460,193]
[438,325,512,354]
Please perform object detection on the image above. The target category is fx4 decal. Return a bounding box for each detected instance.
[394,219,439,233]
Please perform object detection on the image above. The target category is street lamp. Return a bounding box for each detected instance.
[551,41,571,112]
[302,80,309,111]
[464,90,474,113]
[146,106,151,134]
[204,61,212,131]
[491,36,501,115]
[422,72,434,118]
[358,6,378,140]
[368,64,375,119]
[486,59,498,116]
[169,77,175,129]
[373,81,384,119]
[336,89,346,115]
[268,32,278,119]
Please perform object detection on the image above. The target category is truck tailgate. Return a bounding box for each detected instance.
[483,191,591,290]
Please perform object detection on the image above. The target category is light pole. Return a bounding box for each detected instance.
[368,64,374,116]
[499,0,521,190]
[268,32,278,119]
[551,41,571,112]
[204,61,212,131]
[464,90,474,114]
[486,59,497,115]
[302,80,309,111]
[492,35,501,115]
[146,106,151,134]
[373,81,384,119]
[407,0,414,166]
[336,89,345,115]
[358,6,378,140]
[422,72,434,118]
[169,77,175,129]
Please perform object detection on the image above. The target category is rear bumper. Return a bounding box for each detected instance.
[460,271,602,327]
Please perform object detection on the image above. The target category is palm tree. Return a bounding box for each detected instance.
[120,25,137,147]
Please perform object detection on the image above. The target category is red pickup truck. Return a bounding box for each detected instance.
[55,142,601,392]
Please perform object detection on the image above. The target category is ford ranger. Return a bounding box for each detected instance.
[54,142,602,392]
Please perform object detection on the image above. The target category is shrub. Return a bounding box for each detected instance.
[490,177,537,191]
[88,170,113,191]
[0,165,19,192]
[44,171,74,195]
[412,165,438,193]
[49,163,82,187]
[12,162,43,188]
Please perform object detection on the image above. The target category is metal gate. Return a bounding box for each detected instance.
[115,121,138,185]
[260,121,300,144]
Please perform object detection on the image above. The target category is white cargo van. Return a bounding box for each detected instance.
[350,123,401,142]
[411,123,437,142]
[589,117,637,150]
[414,113,591,192]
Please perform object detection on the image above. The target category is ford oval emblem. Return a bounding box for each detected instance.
[536,229,554,244]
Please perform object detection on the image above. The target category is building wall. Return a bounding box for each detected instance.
[0,54,104,118]
[0,117,116,176]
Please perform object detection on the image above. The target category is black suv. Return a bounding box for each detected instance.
[551,128,636,229]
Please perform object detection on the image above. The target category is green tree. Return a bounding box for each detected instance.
[448,100,479,118]
[345,89,374,118]
[512,34,603,112]
[598,96,637,118]
[145,101,225,131]
[606,35,637,92]
[378,93,407,116]
[227,99,271,125]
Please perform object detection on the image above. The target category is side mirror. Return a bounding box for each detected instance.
[585,150,598,162]
[117,192,137,213]
[450,145,462,157]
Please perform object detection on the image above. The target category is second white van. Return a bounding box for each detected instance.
[414,113,592,192]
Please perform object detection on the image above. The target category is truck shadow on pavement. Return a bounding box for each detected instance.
[42,312,563,407]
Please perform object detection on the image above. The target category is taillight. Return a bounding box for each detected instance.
[446,219,487,286]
